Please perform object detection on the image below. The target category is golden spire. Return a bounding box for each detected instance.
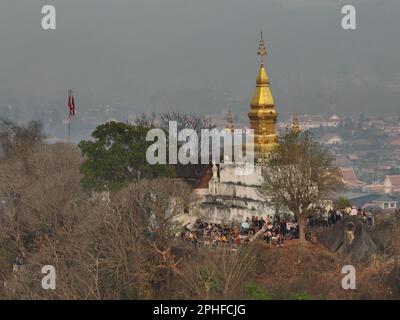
[248,31,278,159]
[226,107,234,133]
[292,112,301,134]
[251,31,274,108]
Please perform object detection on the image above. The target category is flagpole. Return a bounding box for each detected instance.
[67,89,72,143]
[68,114,71,143]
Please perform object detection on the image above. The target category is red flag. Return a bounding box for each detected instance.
[71,95,76,116]
[67,91,76,117]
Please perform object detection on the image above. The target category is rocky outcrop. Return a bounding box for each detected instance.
[319,217,378,263]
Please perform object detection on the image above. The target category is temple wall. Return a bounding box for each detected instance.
[219,164,263,185]
[198,204,275,224]
[216,182,264,202]
[196,163,276,223]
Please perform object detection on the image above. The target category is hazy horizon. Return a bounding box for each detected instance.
[1,0,400,136]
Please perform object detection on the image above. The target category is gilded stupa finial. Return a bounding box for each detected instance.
[292,112,301,134]
[257,31,267,64]
[226,107,234,133]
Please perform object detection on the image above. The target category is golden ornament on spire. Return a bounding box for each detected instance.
[257,31,267,63]
[226,108,234,133]
[292,112,301,134]
[248,31,278,159]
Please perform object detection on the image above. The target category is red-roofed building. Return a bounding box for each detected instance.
[384,125,400,135]
[364,184,385,194]
[388,137,400,147]
[384,175,400,194]
[341,167,366,190]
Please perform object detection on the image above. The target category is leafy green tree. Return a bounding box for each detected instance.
[79,122,175,191]
[334,196,352,209]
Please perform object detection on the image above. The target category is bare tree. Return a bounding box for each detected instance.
[160,110,216,163]
[160,111,215,136]
[258,131,343,244]
[98,178,194,298]
[0,134,93,299]
[133,112,157,128]
[133,111,215,133]
[2,173,197,299]
[0,119,44,158]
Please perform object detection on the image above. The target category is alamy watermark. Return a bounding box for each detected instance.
[145,121,255,172]
[341,265,356,290]
[342,5,357,30]
[40,5,357,32]
[41,5,56,30]
[41,265,56,290]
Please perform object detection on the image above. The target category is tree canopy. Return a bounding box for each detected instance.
[78,122,175,191]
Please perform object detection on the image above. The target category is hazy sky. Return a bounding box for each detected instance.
[0,0,399,121]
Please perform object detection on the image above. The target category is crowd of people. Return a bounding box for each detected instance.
[181,206,377,248]
[306,207,374,229]
[181,215,299,248]
[180,220,243,248]
[260,216,298,247]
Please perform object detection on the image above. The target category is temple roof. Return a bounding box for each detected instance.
[386,175,400,189]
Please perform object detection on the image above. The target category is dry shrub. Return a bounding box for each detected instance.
[0,142,197,300]
[175,245,257,300]
[254,241,347,299]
